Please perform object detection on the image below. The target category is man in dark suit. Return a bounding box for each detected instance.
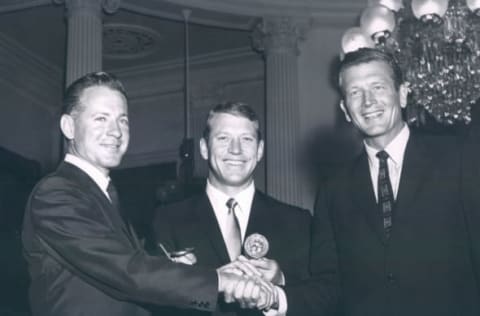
[315,47,480,316]
[154,102,338,316]
[22,72,276,316]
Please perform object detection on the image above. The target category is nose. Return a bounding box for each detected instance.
[363,90,376,107]
[107,120,122,138]
[228,138,242,154]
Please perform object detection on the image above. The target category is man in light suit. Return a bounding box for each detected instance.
[22,72,275,316]
[154,102,338,316]
[315,47,480,316]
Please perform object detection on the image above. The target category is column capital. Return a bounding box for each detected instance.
[252,16,310,56]
[53,0,121,17]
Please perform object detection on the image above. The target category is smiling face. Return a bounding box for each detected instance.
[340,60,408,149]
[200,113,264,195]
[60,85,130,176]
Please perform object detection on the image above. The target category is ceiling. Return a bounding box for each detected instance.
[0,0,362,72]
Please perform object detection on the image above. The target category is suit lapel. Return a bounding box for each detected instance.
[394,135,432,223]
[351,152,387,244]
[60,162,136,247]
[351,135,433,244]
[90,182,137,247]
[193,194,231,264]
[244,192,270,240]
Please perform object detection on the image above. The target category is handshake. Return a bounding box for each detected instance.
[217,255,283,311]
[162,238,283,312]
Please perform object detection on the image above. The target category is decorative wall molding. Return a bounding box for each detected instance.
[0,0,358,29]
[114,46,264,100]
[121,2,256,30]
[103,23,161,59]
[115,46,258,77]
[162,0,362,20]
[0,33,62,114]
[0,0,50,14]
[53,0,121,16]
[101,0,121,14]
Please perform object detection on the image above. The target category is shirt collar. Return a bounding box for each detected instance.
[64,153,111,194]
[364,124,410,166]
[205,180,255,217]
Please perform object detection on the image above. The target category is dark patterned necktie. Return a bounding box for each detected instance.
[226,198,242,261]
[376,150,394,238]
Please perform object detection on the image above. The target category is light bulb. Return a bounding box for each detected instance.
[360,5,396,38]
[368,0,404,12]
[411,0,449,19]
[467,0,480,13]
[341,27,375,55]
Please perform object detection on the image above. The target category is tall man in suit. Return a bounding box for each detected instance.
[154,102,338,316]
[316,47,480,316]
[22,72,276,316]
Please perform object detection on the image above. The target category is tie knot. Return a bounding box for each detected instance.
[107,181,116,195]
[376,150,389,161]
[226,198,238,213]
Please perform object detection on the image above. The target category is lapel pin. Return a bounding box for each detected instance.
[243,233,269,259]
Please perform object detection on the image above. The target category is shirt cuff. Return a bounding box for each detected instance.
[263,286,287,316]
[279,272,285,286]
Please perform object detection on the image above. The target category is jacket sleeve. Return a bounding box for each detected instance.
[283,185,340,316]
[27,179,218,311]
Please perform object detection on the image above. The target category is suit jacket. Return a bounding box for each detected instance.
[153,190,338,316]
[316,132,480,316]
[460,124,480,302]
[22,162,218,316]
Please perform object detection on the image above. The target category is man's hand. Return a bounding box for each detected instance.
[171,252,196,265]
[217,258,262,278]
[238,256,283,285]
[217,269,278,310]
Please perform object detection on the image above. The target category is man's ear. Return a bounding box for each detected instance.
[399,82,409,109]
[60,114,75,140]
[339,100,352,122]
[199,137,209,161]
[256,139,264,162]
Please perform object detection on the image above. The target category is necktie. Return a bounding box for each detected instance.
[107,181,130,230]
[106,181,120,211]
[225,198,242,261]
[376,150,394,238]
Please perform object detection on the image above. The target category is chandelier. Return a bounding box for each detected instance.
[341,0,480,125]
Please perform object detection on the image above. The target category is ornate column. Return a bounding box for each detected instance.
[253,17,307,207]
[55,0,120,86]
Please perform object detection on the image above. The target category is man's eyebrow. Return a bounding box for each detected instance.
[91,111,110,115]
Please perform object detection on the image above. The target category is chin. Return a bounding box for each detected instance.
[102,158,123,168]
[363,125,388,137]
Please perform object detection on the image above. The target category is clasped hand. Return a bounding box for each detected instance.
[217,256,283,310]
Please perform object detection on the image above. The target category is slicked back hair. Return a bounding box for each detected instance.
[338,48,404,94]
[202,102,262,141]
[62,71,128,116]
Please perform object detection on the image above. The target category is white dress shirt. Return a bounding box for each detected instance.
[364,124,410,201]
[206,180,287,316]
[64,154,112,201]
[206,181,254,243]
